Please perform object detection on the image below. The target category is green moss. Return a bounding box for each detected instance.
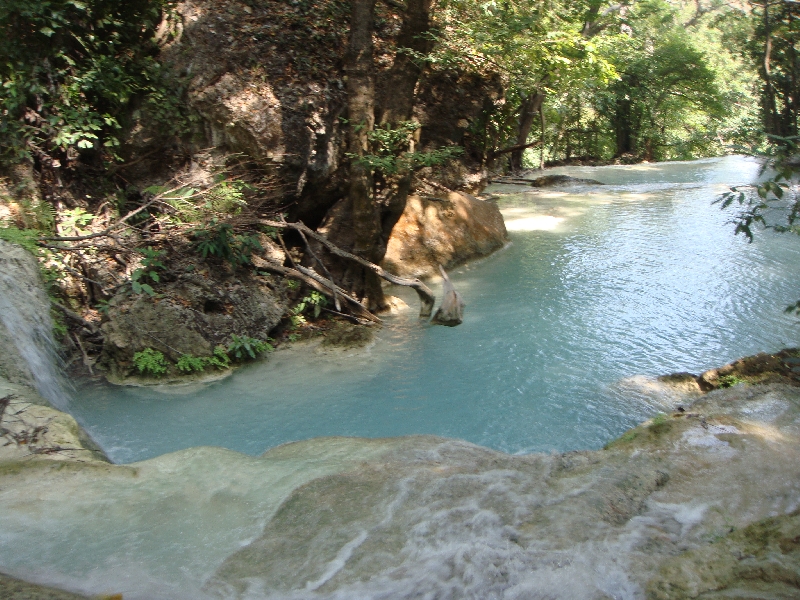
[648,413,674,436]
[604,429,639,449]
[320,321,374,348]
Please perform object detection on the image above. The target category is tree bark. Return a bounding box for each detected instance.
[328,0,385,310]
[510,91,544,172]
[375,0,433,246]
[317,0,433,312]
[377,0,433,125]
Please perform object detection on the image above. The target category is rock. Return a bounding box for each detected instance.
[698,350,798,390]
[0,573,91,600]
[656,372,703,394]
[100,270,288,380]
[2,381,800,598]
[647,509,800,599]
[529,174,604,187]
[0,377,108,464]
[382,192,508,279]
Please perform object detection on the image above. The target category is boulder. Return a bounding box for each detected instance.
[100,270,288,380]
[382,192,508,279]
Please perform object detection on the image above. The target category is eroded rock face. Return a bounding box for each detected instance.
[0,377,108,464]
[203,383,800,599]
[382,192,508,279]
[100,270,288,379]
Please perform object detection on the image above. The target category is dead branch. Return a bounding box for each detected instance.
[71,332,94,375]
[259,219,435,318]
[52,302,99,334]
[253,257,381,324]
[286,216,342,312]
[487,140,542,160]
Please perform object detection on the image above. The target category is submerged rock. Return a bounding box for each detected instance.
[382,192,508,279]
[529,174,604,187]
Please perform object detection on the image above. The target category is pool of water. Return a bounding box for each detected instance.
[69,156,800,463]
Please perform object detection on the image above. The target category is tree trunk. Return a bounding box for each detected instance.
[321,0,385,310]
[375,0,433,246]
[510,91,544,172]
[762,0,780,136]
[316,0,433,312]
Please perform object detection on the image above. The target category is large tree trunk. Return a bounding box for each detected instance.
[613,76,635,157]
[317,0,433,312]
[321,0,384,310]
[375,0,433,244]
[510,91,544,172]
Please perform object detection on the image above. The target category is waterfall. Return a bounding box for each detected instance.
[0,240,71,409]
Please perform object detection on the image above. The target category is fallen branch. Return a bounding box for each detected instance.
[253,256,381,324]
[487,140,542,160]
[52,302,99,334]
[258,219,435,318]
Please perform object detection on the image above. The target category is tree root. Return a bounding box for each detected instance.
[259,219,436,318]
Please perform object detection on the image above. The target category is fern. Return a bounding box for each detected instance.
[133,348,168,377]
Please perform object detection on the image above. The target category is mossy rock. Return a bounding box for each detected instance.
[320,321,375,349]
[647,509,800,599]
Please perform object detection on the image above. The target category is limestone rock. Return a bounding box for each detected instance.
[100,270,288,379]
[382,192,508,279]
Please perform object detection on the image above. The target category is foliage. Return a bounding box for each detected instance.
[208,345,232,369]
[432,0,757,164]
[718,374,746,388]
[227,335,274,360]
[0,226,42,255]
[176,346,234,372]
[293,291,328,319]
[133,347,168,377]
[176,354,207,373]
[0,0,185,166]
[129,247,165,296]
[715,142,800,313]
[59,207,94,236]
[148,176,253,224]
[347,120,464,176]
[191,220,263,266]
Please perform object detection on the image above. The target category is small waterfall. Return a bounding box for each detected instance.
[0,240,71,409]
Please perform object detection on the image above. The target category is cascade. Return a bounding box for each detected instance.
[0,240,71,409]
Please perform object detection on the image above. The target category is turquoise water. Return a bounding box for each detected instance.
[70,156,800,463]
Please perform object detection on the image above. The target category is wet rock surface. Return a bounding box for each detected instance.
[0,378,107,464]
[529,174,605,187]
[1,367,798,599]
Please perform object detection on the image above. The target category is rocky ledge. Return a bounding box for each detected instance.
[0,351,798,599]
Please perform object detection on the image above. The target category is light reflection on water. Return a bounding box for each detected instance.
[71,156,800,463]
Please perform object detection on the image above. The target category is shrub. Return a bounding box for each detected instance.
[133,348,168,377]
[227,335,274,360]
[176,354,207,373]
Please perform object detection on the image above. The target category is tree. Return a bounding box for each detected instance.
[320,0,436,311]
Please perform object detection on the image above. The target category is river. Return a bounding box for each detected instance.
[69,155,800,463]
